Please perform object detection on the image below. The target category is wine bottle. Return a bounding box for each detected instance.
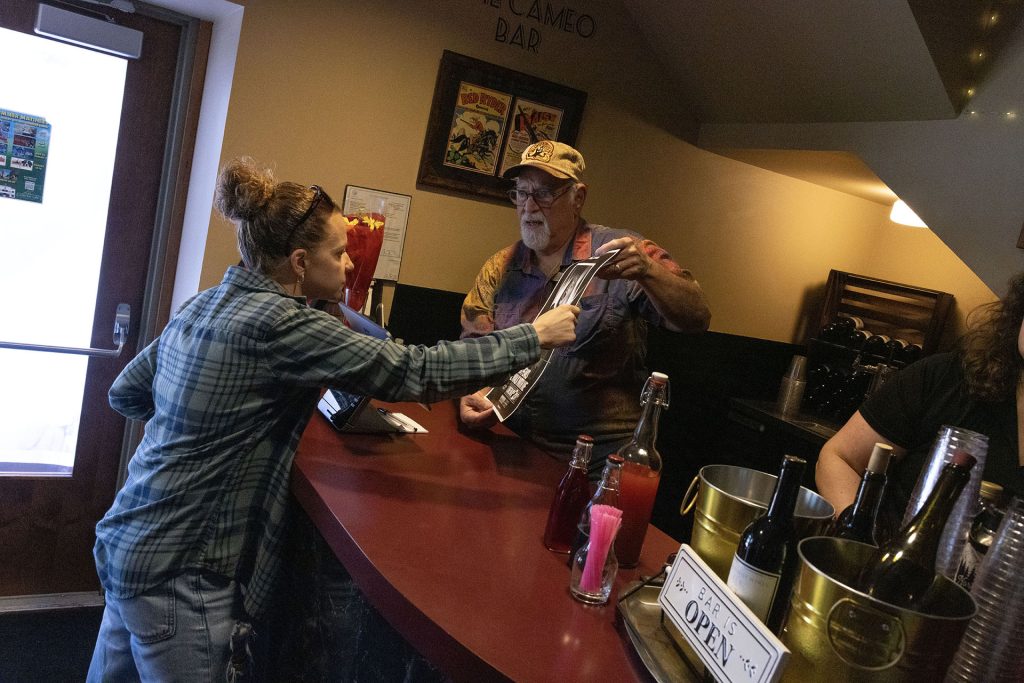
[858,450,977,609]
[726,455,806,633]
[568,453,623,566]
[542,435,593,553]
[819,322,842,343]
[803,362,831,414]
[832,315,863,336]
[830,443,893,545]
[899,342,923,364]
[616,372,668,568]
[842,315,864,330]
[883,338,908,362]
[952,480,1006,590]
[846,328,869,350]
[862,334,891,358]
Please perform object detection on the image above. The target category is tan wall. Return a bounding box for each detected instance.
[202,0,995,344]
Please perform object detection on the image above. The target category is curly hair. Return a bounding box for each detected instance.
[961,271,1024,400]
[214,157,337,274]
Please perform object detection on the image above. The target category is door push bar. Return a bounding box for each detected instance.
[0,304,131,358]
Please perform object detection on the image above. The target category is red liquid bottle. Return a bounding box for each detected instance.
[616,372,669,567]
[543,435,594,553]
[568,453,624,566]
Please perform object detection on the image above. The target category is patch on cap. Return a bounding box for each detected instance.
[525,140,558,162]
[501,140,586,181]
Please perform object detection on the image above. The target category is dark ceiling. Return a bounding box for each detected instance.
[620,0,1024,205]
[623,0,1024,124]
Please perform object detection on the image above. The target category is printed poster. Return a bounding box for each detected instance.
[0,109,51,203]
[443,82,511,176]
[486,250,618,422]
[498,97,563,177]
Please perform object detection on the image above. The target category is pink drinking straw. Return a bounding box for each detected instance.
[581,504,622,593]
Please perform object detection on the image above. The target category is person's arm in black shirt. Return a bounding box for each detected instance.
[816,411,906,515]
[815,354,951,514]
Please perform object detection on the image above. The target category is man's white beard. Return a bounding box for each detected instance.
[521,221,550,251]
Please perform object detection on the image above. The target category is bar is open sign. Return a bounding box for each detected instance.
[659,545,789,683]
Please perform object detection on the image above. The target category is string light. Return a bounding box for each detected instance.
[962,108,1018,121]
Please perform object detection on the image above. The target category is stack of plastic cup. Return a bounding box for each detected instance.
[944,496,1024,682]
[902,425,989,578]
[775,354,807,417]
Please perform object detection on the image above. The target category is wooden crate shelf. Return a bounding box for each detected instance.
[801,271,955,424]
[816,270,954,355]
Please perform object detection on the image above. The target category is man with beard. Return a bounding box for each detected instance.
[459,141,711,472]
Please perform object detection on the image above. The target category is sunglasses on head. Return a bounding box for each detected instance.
[284,185,333,251]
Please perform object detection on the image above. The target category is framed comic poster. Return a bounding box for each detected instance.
[416,50,587,202]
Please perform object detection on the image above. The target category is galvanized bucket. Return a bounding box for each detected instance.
[680,464,834,580]
[781,536,976,681]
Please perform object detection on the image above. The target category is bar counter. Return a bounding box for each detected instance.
[292,399,681,682]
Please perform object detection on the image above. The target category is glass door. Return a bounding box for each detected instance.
[0,0,190,597]
[0,28,126,476]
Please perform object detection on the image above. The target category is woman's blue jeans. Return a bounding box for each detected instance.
[86,571,238,683]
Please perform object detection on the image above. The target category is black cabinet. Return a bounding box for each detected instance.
[724,399,840,491]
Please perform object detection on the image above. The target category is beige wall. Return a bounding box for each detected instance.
[202,0,995,344]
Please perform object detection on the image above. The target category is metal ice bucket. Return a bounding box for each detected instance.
[681,464,834,580]
[781,537,976,681]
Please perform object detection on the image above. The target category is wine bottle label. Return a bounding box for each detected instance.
[953,544,981,591]
[726,555,780,622]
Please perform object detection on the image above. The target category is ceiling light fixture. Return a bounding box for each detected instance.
[890,199,928,228]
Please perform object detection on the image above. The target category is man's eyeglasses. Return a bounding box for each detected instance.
[506,183,574,208]
[285,185,331,250]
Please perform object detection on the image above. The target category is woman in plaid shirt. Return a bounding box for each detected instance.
[87,158,579,682]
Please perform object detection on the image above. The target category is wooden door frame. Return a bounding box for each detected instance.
[117,9,212,491]
[0,0,210,611]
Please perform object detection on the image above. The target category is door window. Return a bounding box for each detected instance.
[0,27,126,475]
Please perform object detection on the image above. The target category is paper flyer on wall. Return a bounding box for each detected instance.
[443,82,511,176]
[486,249,619,422]
[342,185,412,282]
[0,109,51,203]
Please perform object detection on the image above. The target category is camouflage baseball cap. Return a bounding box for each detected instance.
[501,140,585,181]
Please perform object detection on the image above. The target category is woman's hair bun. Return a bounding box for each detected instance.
[215,157,276,222]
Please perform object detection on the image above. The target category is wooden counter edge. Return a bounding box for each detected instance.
[290,465,510,683]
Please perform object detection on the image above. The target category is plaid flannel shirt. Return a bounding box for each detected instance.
[96,266,538,618]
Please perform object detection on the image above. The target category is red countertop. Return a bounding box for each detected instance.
[292,399,680,682]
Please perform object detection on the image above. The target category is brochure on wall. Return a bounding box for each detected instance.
[342,185,411,282]
[0,109,50,203]
[486,249,619,422]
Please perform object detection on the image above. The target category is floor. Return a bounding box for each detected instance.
[0,606,102,681]
[0,510,447,683]
[0,595,441,683]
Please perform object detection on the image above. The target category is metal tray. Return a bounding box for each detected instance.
[617,582,702,682]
